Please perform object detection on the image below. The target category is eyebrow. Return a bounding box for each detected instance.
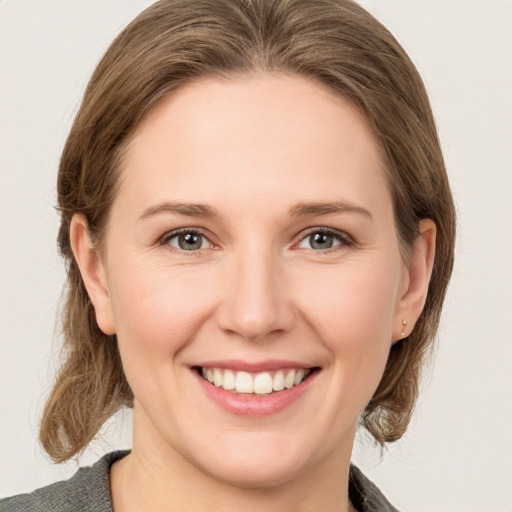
[288,201,373,219]
[139,202,219,220]
[139,200,373,221]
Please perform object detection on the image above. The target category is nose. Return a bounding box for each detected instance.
[215,249,295,341]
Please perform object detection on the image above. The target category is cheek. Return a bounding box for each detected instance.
[107,261,224,409]
[296,259,401,370]
[107,259,218,362]
[303,259,399,323]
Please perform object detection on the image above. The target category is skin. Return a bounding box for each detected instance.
[71,73,435,512]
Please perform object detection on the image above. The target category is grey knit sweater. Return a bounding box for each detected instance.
[0,451,399,512]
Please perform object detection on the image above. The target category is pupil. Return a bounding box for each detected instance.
[311,232,333,250]
[179,233,202,250]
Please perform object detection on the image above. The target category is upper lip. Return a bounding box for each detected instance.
[193,359,316,372]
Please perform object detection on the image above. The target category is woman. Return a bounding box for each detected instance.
[1,0,455,511]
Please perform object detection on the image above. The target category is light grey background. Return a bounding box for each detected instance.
[1,1,511,510]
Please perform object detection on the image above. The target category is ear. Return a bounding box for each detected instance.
[393,219,436,341]
[69,214,116,335]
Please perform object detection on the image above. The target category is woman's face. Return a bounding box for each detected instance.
[81,74,420,487]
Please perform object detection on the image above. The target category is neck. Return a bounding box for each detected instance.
[111,453,354,512]
[110,408,357,512]
[112,451,355,512]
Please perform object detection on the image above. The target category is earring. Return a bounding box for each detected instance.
[400,319,408,337]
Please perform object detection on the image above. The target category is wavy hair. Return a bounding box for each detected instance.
[40,0,456,462]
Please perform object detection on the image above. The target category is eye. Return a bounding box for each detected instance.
[164,230,211,251]
[296,229,352,251]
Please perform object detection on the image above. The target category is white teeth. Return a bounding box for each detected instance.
[273,370,285,391]
[201,367,311,394]
[235,371,254,393]
[254,372,273,395]
[284,370,296,389]
[223,370,235,390]
[213,368,223,387]
[294,369,306,386]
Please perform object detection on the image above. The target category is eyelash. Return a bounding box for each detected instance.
[159,227,214,253]
[159,227,355,254]
[294,227,355,253]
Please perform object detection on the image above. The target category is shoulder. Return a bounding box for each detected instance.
[349,465,401,512]
[0,451,129,512]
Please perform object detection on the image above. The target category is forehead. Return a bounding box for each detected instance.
[118,73,390,217]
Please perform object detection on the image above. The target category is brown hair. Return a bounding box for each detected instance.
[40,0,456,462]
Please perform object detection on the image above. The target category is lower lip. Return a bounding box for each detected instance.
[192,369,318,417]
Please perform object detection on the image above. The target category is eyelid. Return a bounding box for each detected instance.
[159,227,216,251]
[157,226,355,253]
[293,227,355,251]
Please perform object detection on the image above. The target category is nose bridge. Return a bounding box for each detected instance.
[217,242,294,340]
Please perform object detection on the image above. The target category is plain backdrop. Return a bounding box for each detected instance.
[1,1,511,510]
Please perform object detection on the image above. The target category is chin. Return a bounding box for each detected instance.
[203,457,309,489]
[186,432,323,489]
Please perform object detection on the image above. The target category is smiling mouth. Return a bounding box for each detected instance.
[194,367,318,395]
